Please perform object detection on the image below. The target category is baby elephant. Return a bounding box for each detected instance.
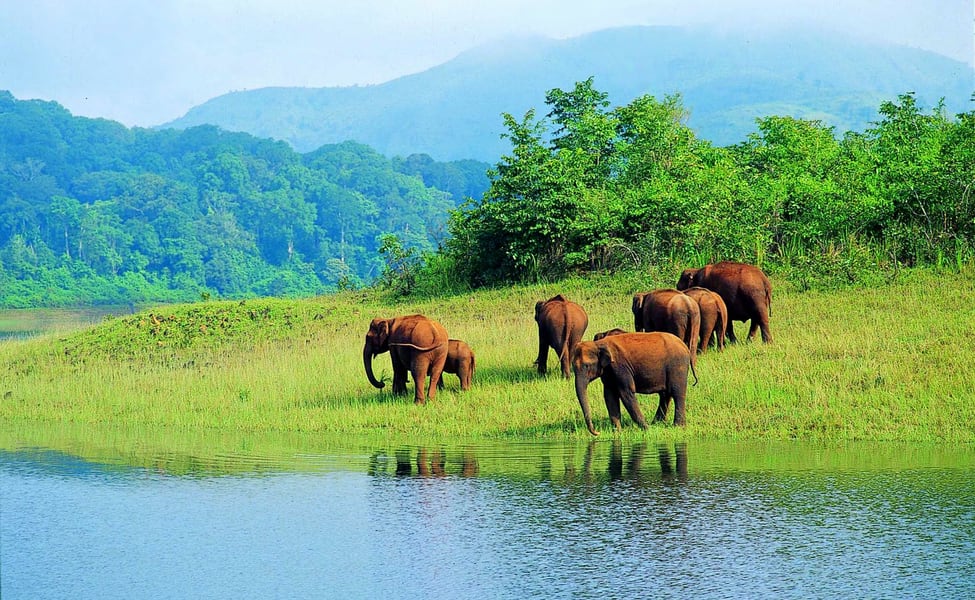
[572,332,697,435]
[593,328,628,341]
[436,339,475,391]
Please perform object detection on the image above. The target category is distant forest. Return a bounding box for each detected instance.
[2,79,973,308]
[0,91,489,307]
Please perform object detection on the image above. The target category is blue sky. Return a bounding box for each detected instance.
[1,0,972,127]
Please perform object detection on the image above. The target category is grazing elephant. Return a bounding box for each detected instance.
[681,286,728,353]
[593,328,628,341]
[572,332,696,435]
[363,314,448,404]
[676,261,773,343]
[631,288,700,367]
[535,294,589,378]
[436,339,475,391]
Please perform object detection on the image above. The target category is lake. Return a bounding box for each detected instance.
[0,306,138,340]
[2,425,973,599]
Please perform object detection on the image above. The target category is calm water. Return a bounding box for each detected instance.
[2,430,974,599]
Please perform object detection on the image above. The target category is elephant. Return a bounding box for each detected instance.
[676,261,773,343]
[681,286,728,353]
[535,294,589,378]
[593,328,628,341]
[363,314,448,404]
[572,332,697,435]
[631,288,700,367]
[435,339,475,391]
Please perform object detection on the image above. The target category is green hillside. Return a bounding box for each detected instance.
[0,92,489,307]
[163,26,975,161]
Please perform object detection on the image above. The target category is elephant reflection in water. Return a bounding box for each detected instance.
[389,447,479,477]
[565,441,687,483]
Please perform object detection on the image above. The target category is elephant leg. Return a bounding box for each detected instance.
[603,386,623,431]
[459,363,472,391]
[756,307,773,344]
[654,392,671,423]
[619,389,648,430]
[726,321,739,344]
[425,352,447,403]
[391,352,409,395]
[559,344,572,379]
[535,336,549,375]
[671,386,686,427]
[747,319,760,341]
[409,356,430,404]
[699,324,712,353]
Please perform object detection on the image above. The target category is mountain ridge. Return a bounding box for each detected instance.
[163,25,975,161]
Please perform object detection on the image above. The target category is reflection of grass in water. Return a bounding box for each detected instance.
[0,268,974,442]
[2,420,972,479]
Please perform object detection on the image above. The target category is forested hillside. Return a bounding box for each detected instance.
[420,81,974,294]
[164,26,974,161]
[0,91,489,307]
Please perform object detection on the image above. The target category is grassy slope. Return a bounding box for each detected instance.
[1,268,973,442]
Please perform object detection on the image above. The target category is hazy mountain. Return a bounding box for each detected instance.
[163,26,975,161]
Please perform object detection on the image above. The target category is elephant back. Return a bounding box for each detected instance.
[691,262,771,320]
[391,314,448,350]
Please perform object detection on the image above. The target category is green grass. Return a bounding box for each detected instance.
[1,268,974,441]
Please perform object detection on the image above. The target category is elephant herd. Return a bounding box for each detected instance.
[363,261,773,435]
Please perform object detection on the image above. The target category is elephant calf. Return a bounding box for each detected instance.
[436,339,475,391]
[572,332,697,435]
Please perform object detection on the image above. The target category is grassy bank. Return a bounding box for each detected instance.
[1,268,973,441]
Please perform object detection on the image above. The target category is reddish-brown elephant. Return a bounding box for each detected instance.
[631,288,700,368]
[535,294,589,378]
[676,261,773,343]
[572,332,697,435]
[363,314,448,404]
[435,339,475,391]
[682,286,728,353]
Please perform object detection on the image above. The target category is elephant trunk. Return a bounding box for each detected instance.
[575,373,599,436]
[363,344,385,389]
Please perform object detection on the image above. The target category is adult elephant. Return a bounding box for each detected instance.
[535,294,589,378]
[631,288,700,367]
[363,314,448,404]
[572,332,696,435]
[682,286,728,353]
[676,261,773,344]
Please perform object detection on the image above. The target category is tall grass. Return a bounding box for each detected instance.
[1,268,973,441]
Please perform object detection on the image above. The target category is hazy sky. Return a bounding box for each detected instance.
[2,0,972,127]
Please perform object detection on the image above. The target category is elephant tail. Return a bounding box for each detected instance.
[558,305,572,364]
[689,354,699,387]
[389,341,447,352]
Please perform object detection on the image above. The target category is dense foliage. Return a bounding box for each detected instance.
[442,79,975,290]
[0,91,489,307]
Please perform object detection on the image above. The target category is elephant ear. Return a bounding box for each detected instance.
[632,293,645,312]
[370,318,391,343]
[534,301,545,321]
[598,344,615,371]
